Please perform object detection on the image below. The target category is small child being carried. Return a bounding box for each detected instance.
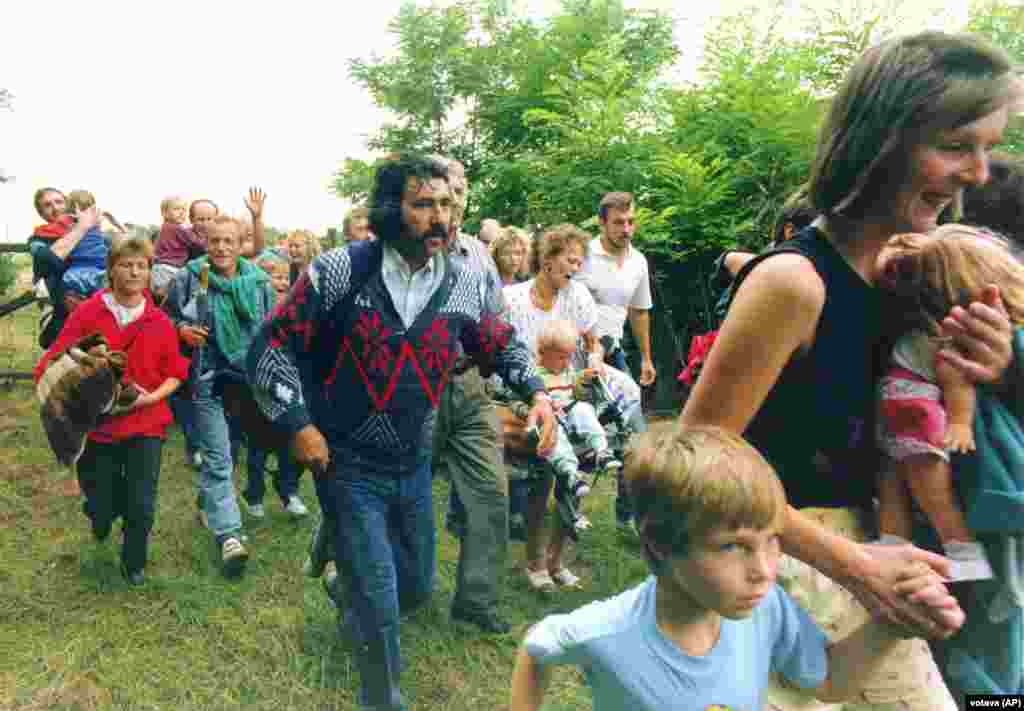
[535,319,623,500]
[875,224,1024,579]
[30,190,112,347]
[152,195,206,302]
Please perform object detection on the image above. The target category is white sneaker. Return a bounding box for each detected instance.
[221,537,249,577]
[192,451,203,469]
[285,495,308,518]
[244,500,266,519]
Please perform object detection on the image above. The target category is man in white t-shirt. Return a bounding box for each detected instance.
[578,192,654,532]
[577,192,656,387]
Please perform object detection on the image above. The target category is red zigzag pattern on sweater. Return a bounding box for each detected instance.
[324,336,453,411]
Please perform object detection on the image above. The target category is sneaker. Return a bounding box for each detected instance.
[221,537,249,577]
[451,604,511,634]
[323,570,342,608]
[285,495,308,518]
[192,451,203,469]
[525,566,556,592]
[244,500,266,519]
[304,516,335,578]
[550,566,582,588]
[571,479,591,498]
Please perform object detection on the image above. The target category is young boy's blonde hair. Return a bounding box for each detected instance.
[66,189,97,213]
[625,424,787,569]
[159,195,187,219]
[536,318,578,356]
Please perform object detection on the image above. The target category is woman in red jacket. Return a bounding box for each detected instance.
[35,232,190,586]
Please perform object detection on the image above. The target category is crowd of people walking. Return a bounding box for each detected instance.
[18,29,1024,711]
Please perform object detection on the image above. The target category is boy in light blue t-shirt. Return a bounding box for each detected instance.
[511,425,940,711]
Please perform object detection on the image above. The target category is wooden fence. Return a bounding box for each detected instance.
[0,243,41,380]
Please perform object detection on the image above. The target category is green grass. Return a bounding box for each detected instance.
[0,295,653,710]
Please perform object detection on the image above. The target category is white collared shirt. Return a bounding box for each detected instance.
[381,245,446,328]
[577,237,653,339]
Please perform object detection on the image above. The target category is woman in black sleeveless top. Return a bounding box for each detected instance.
[680,32,1021,711]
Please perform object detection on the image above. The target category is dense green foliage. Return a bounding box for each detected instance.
[0,254,17,297]
[335,0,1024,407]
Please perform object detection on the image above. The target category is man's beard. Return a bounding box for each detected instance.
[391,221,448,263]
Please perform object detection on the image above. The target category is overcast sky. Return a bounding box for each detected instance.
[0,0,962,242]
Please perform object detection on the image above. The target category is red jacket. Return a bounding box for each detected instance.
[34,290,191,442]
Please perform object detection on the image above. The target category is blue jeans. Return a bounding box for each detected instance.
[245,444,299,505]
[169,390,200,457]
[193,377,243,543]
[315,457,434,711]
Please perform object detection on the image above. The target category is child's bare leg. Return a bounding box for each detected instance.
[900,454,972,544]
[877,466,914,541]
[546,516,568,573]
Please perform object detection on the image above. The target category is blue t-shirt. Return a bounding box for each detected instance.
[525,577,829,711]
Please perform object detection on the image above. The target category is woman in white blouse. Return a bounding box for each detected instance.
[503,224,604,591]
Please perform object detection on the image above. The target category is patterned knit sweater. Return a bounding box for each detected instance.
[247,240,544,475]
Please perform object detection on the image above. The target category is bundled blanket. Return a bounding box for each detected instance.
[36,333,140,467]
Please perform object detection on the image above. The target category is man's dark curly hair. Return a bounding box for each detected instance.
[369,155,449,243]
[962,154,1024,248]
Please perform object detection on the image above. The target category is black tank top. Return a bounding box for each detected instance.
[736,227,881,510]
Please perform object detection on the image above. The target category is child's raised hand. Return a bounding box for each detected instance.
[945,424,976,454]
[245,187,266,220]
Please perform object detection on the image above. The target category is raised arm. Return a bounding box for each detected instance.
[245,187,267,256]
[49,206,100,260]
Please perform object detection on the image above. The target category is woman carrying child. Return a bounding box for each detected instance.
[503,224,606,591]
[34,233,189,586]
[680,32,1022,711]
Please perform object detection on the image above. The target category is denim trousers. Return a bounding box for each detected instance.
[77,437,163,573]
[315,457,434,711]
[169,390,200,457]
[193,377,243,543]
[244,444,300,505]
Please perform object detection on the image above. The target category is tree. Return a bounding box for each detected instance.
[966,0,1024,153]
[334,0,679,226]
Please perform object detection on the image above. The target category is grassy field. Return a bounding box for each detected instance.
[0,290,652,711]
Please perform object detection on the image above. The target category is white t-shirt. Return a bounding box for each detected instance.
[577,237,653,340]
[504,279,597,369]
